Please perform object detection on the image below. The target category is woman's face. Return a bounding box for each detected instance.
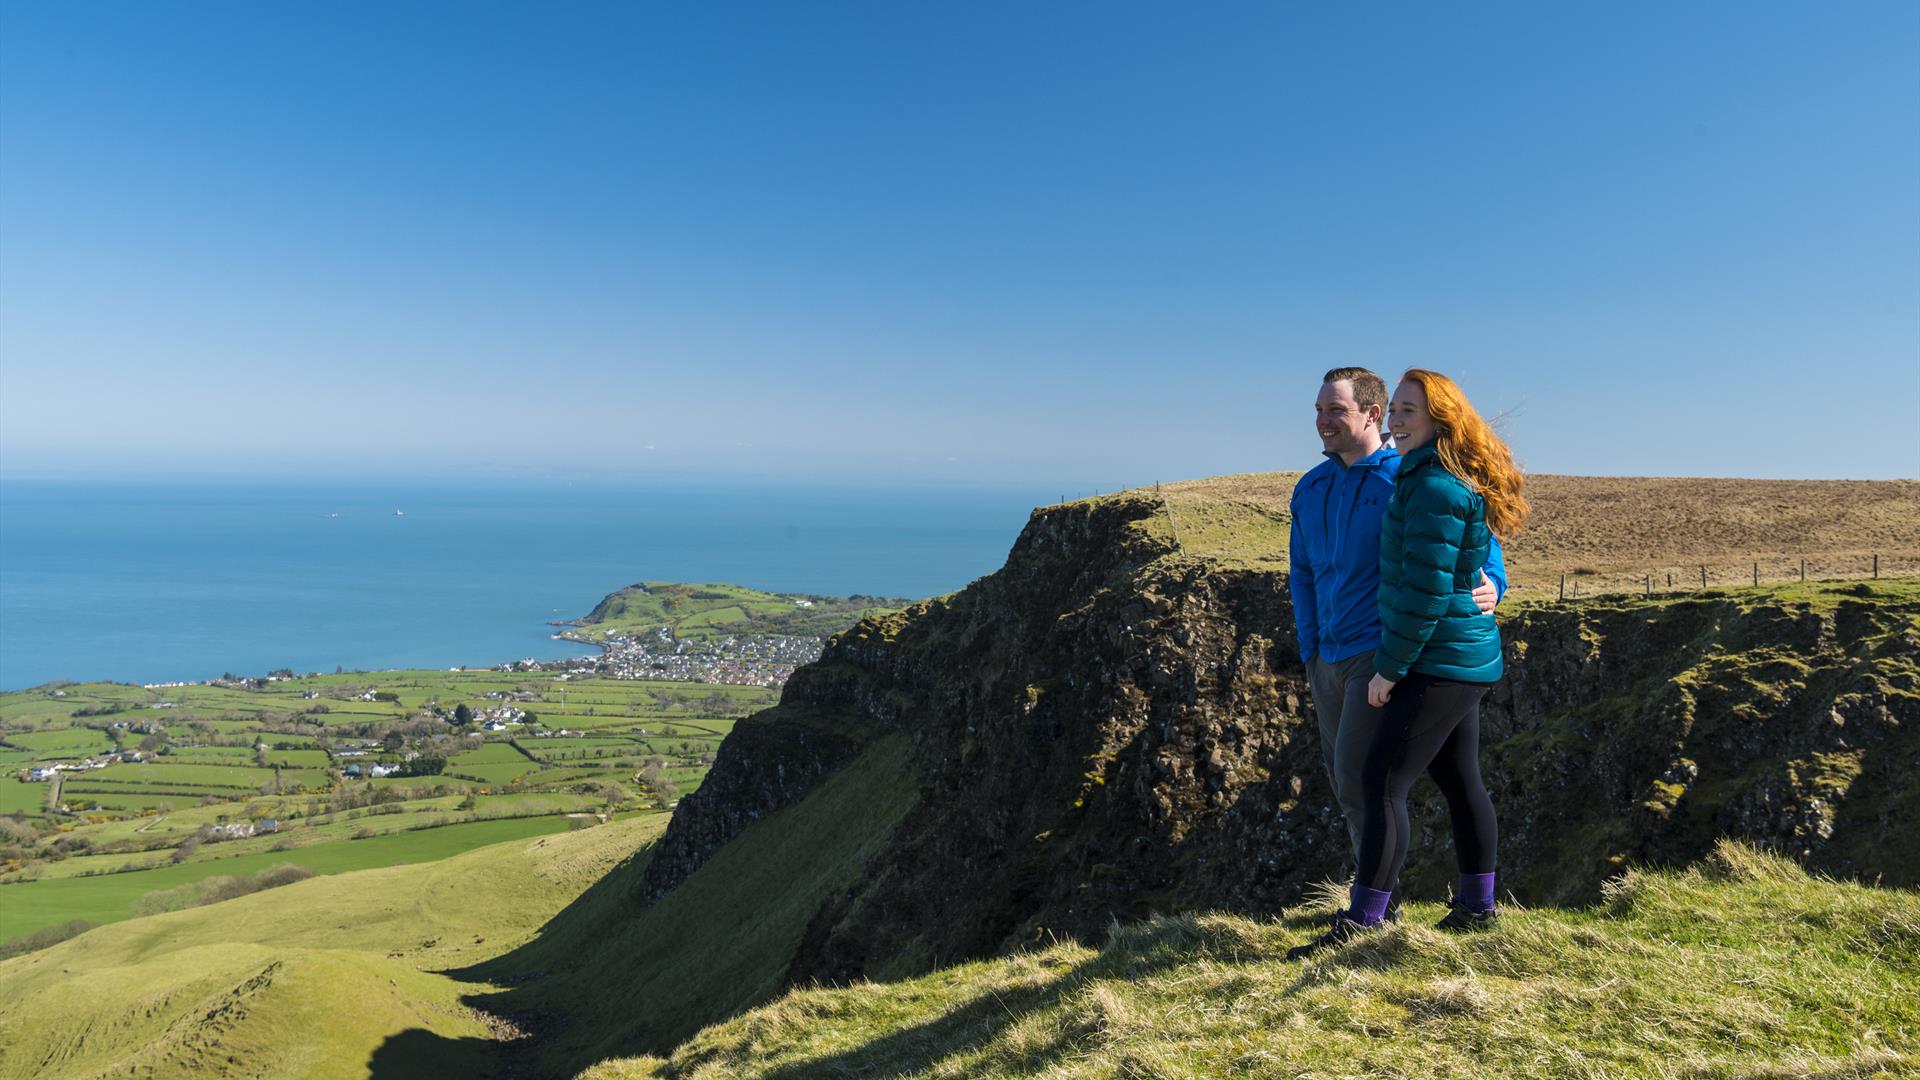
[1388,380,1438,451]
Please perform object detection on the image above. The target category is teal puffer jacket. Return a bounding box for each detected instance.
[1374,444,1503,683]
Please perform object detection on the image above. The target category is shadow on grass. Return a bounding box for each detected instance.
[363,842,651,1080]
[366,1029,508,1079]
[361,862,1421,1080]
[753,957,1106,1080]
[660,911,1391,1080]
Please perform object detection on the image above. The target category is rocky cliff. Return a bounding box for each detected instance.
[639,491,1920,986]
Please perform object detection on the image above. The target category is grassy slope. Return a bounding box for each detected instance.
[0,813,667,1080]
[583,842,1918,1079]
[453,732,920,1076]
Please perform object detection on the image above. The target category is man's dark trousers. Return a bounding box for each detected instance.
[1307,649,1387,862]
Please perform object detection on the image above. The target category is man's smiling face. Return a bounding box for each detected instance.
[1315,378,1380,463]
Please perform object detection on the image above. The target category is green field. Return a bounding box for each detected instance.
[25,790,609,883]
[451,743,533,765]
[73,761,277,788]
[167,745,255,759]
[1,661,767,953]
[369,772,484,790]
[0,780,45,816]
[3,728,112,756]
[257,731,323,746]
[523,767,614,787]
[446,742,538,785]
[0,813,586,942]
[51,791,204,814]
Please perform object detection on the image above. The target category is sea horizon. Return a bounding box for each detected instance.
[0,473,1084,690]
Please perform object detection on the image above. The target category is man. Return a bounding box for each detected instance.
[1289,367,1507,863]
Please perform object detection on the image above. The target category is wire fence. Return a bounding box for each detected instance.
[1534,552,1918,601]
[1155,482,1185,552]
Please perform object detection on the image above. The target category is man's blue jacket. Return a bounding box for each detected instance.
[1288,443,1507,664]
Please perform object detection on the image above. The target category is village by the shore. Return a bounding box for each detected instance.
[537,625,824,687]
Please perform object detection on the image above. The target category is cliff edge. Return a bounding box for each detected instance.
[640,485,1920,989]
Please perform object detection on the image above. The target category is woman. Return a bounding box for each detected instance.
[1289,368,1528,959]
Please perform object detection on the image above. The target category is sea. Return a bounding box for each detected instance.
[0,475,1069,691]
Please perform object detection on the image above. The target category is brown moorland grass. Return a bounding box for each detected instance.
[1142,471,1920,597]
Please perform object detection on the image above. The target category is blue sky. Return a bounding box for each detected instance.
[1,2,1915,484]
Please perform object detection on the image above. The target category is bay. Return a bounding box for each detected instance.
[0,476,1062,689]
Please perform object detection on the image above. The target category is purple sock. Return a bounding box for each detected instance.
[1347,885,1393,926]
[1459,872,1497,913]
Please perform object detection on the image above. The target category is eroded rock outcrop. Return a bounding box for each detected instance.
[641,492,1920,986]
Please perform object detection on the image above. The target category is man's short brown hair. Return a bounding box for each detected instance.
[1322,367,1387,428]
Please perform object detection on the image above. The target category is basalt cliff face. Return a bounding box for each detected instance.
[639,493,1920,986]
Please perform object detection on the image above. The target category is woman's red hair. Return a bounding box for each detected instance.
[1400,369,1530,540]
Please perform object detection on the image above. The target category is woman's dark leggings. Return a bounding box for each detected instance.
[1354,672,1498,893]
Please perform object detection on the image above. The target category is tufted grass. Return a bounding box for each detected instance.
[583,841,1917,1079]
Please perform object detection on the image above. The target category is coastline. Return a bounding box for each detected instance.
[4,625,605,695]
[0,479,1047,692]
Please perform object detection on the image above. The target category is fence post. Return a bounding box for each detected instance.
[1753,562,1759,587]
[1157,482,1185,552]
[1700,566,1707,589]
[1800,558,1806,582]
[1667,572,1673,589]
[1645,575,1652,597]
[1874,554,1879,579]
[1559,573,1566,601]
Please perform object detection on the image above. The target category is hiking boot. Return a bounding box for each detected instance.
[1286,913,1372,961]
[1435,904,1497,932]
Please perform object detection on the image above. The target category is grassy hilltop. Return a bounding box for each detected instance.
[593,842,1919,1079]
[569,581,906,644]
